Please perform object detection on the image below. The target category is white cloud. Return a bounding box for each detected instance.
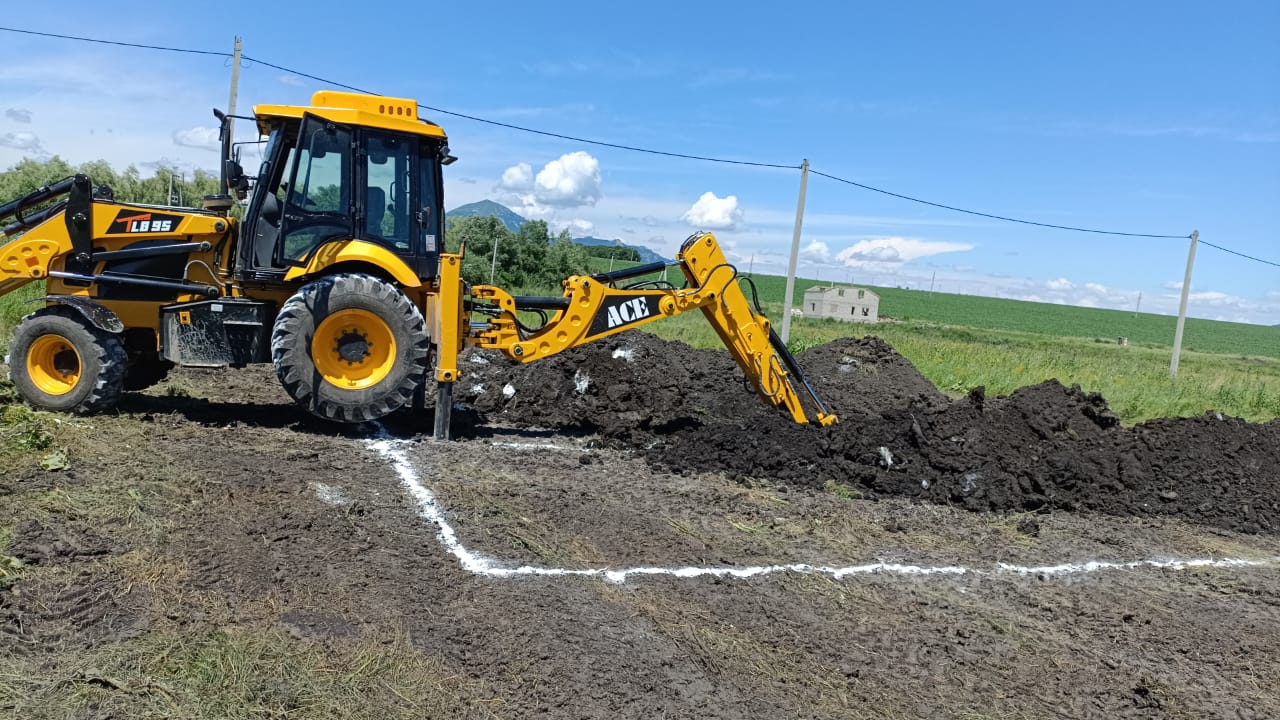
[560,218,595,236]
[278,74,306,87]
[498,152,603,219]
[531,151,602,207]
[5,108,32,124]
[1046,277,1074,291]
[1188,291,1245,306]
[682,191,743,230]
[171,126,220,151]
[0,131,47,157]
[500,162,534,192]
[1163,280,1184,290]
[834,237,972,268]
[801,240,830,261]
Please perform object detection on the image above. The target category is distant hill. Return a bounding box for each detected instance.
[446,200,669,263]
[448,200,527,233]
[574,236,668,265]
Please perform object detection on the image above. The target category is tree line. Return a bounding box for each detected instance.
[445,216,593,289]
[0,156,220,210]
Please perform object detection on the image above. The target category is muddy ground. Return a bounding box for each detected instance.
[2,333,1279,718]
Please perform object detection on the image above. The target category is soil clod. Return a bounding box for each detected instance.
[461,332,1280,533]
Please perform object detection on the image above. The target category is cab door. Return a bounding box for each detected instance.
[277,115,355,266]
[356,130,441,281]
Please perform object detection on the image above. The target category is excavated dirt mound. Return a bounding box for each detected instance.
[461,333,1280,533]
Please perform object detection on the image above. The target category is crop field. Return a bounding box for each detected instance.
[587,256,1279,359]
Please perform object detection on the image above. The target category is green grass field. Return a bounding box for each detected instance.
[586,257,1278,360]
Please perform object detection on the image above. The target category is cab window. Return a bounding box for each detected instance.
[363,132,412,250]
[280,117,353,262]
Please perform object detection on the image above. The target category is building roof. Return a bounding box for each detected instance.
[804,285,879,297]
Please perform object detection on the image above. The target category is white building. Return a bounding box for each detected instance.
[801,285,879,323]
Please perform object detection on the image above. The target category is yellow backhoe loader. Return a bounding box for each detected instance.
[0,91,836,437]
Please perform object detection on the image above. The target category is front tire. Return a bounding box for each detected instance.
[271,274,430,423]
[7,307,127,414]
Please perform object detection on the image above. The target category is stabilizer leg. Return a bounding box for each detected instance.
[433,381,453,440]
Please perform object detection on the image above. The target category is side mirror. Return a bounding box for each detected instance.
[224,160,248,199]
[224,160,244,186]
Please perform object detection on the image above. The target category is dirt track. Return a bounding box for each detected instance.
[3,333,1280,718]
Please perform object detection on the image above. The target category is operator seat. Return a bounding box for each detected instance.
[366,186,387,238]
[253,192,282,268]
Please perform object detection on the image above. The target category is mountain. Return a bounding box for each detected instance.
[447,200,670,263]
[447,200,527,233]
[573,236,668,265]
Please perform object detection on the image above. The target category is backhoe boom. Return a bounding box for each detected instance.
[465,232,837,426]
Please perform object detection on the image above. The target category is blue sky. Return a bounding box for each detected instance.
[1,1,1277,324]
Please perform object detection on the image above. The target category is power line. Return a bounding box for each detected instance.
[0,25,796,168]
[240,56,799,168]
[0,25,231,57]
[2,25,1275,267]
[1199,240,1280,268]
[413,103,800,168]
[809,168,1191,240]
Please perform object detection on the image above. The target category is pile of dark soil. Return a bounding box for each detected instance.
[461,333,1280,534]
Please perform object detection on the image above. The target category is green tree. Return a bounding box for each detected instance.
[0,156,75,202]
[582,244,640,262]
[543,229,591,284]
[514,220,550,287]
[1,157,221,211]
[446,216,514,286]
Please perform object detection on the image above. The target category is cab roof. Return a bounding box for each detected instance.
[253,90,447,140]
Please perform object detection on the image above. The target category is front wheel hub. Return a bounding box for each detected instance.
[27,334,82,395]
[335,330,370,363]
[312,309,397,389]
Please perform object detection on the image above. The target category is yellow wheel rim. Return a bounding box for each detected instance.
[27,334,82,396]
[312,309,397,390]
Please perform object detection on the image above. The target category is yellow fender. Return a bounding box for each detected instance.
[283,239,422,288]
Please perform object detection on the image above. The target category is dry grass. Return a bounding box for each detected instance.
[0,625,487,720]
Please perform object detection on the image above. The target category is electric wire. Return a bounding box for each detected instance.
[0,25,232,57]
[2,25,1275,267]
[1198,240,1280,268]
[239,55,798,168]
[809,168,1192,240]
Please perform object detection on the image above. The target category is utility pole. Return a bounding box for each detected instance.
[748,253,754,275]
[780,159,809,344]
[1169,230,1199,378]
[489,233,500,284]
[226,37,242,167]
[1134,291,1142,317]
[929,271,936,293]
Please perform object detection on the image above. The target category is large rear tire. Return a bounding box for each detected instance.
[7,307,127,414]
[271,273,430,423]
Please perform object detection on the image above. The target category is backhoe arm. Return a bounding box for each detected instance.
[467,232,837,426]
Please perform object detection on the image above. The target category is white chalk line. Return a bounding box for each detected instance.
[364,438,1280,584]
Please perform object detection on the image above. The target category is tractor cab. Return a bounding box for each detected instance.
[224,91,454,283]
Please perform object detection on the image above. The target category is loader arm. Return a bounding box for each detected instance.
[466,232,837,426]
